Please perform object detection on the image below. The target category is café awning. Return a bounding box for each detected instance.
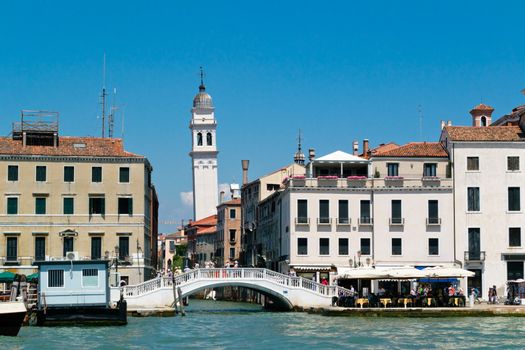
[336,267,389,279]
[386,266,429,279]
[423,266,475,278]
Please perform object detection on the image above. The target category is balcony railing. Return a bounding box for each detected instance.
[389,217,405,225]
[464,251,486,262]
[426,217,442,225]
[317,217,332,225]
[295,217,310,225]
[336,217,351,225]
[286,177,452,189]
[358,217,373,225]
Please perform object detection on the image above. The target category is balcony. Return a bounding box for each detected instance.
[426,217,442,225]
[295,217,310,225]
[464,251,486,262]
[286,177,452,190]
[422,176,441,186]
[336,217,351,226]
[317,217,332,225]
[358,217,373,226]
[389,217,405,226]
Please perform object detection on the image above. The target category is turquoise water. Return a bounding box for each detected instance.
[2,300,525,349]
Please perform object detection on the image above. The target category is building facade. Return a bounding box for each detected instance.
[216,198,241,267]
[0,111,158,285]
[190,80,219,221]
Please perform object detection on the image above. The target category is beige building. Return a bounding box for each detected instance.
[0,111,158,285]
[216,198,241,267]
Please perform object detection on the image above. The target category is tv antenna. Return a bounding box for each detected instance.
[100,53,107,138]
[418,104,424,141]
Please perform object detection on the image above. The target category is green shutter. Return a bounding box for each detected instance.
[119,167,130,183]
[35,198,46,214]
[64,166,74,182]
[7,198,18,214]
[128,198,133,215]
[36,166,46,181]
[8,166,18,181]
[64,197,74,215]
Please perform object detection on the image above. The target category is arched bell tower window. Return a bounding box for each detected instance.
[207,132,213,146]
[480,116,487,127]
[197,133,203,146]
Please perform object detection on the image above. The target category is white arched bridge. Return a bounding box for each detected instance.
[112,268,352,311]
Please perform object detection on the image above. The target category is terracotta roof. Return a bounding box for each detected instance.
[0,136,142,158]
[218,198,241,206]
[198,226,217,235]
[373,142,448,158]
[471,103,494,111]
[189,214,217,227]
[444,126,525,142]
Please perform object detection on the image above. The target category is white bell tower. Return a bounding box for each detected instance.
[189,70,219,220]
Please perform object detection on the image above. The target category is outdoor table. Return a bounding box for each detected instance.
[356,298,369,308]
[398,297,413,308]
[380,298,392,308]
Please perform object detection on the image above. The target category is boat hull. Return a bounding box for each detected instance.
[0,302,27,336]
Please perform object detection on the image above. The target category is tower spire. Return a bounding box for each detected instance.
[199,66,206,92]
[294,129,305,165]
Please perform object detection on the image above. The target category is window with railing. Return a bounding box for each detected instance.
[428,200,439,224]
[391,200,402,224]
[319,200,330,224]
[387,163,399,177]
[423,163,437,177]
[360,200,371,224]
[338,200,349,224]
[6,237,17,262]
[297,199,308,224]
[35,236,46,261]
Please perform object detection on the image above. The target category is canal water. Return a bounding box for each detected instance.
[3,300,525,349]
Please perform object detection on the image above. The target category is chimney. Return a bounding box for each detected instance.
[308,148,315,161]
[447,120,452,126]
[219,191,225,204]
[241,160,249,185]
[353,140,359,156]
[363,139,369,156]
[440,120,446,129]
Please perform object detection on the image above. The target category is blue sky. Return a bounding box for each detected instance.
[1,1,525,232]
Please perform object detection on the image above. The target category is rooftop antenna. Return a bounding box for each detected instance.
[108,88,117,138]
[418,104,423,141]
[100,53,107,138]
[199,66,206,91]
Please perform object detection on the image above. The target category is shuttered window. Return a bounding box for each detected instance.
[63,197,74,215]
[119,167,130,183]
[35,197,46,215]
[64,166,74,182]
[48,269,64,288]
[8,165,18,181]
[7,197,18,215]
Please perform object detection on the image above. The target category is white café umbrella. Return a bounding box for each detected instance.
[336,267,389,279]
[423,266,475,278]
[386,266,429,279]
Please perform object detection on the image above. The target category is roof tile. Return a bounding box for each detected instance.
[373,142,447,158]
[444,126,525,141]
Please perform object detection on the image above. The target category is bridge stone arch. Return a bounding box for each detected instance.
[178,280,294,310]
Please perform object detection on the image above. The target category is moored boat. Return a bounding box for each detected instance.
[0,301,27,336]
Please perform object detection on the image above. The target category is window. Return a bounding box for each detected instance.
[63,237,74,257]
[297,238,308,255]
[360,238,370,255]
[118,197,133,215]
[360,200,371,224]
[207,132,213,146]
[428,200,439,224]
[92,167,102,182]
[35,237,46,261]
[229,208,236,219]
[468,228,481,260]
[319,238,329,255]
[508,157,520,171]
[6,237,17,262]
[391,200,402,224]
[423,163,437,177]
[197,132,203,146]
[429,238,439,255]
[467,187,480,212]
[89,197,105,215]
[507,261,524,281]
[297,199,308,223]
[509,228,521,247]
[229,247,235,259]
[119,167,130,183]
[63,197,74,215]
[64,166,74,182]
[319,200,330,223]
[48,270,64,288]
[36,166,46,182]
[229,229,236,242]
[7,197,18,215]
[338,200,349,224]
[119,237,129,260]
[35,197,46,215]
[467,157,479,171]
[82,269,98,287]
[339,238,349,255]
[392,238,402,255]
[91,237,102,259]
[387,163,399,177]
[7,165,18,181]
[508,187,521,211]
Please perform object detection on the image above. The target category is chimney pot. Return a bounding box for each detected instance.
[241,160,249,185]
[353,140,359,156]
[308,148,315,161]
[363,139,369,156]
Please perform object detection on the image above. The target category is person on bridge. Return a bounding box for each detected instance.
[321,278,328,286]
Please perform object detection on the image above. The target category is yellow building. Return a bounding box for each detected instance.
[0,111,158,284]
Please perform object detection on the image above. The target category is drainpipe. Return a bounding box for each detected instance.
[452,143,457,266]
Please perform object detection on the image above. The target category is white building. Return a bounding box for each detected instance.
[441,103,525,297]
[189,79,219,221]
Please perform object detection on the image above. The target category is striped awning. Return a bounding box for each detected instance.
[292,265,333,272]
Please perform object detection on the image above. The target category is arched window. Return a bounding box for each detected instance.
[207,132,213,146]
[197,133,203,146]
[480,116,487,127]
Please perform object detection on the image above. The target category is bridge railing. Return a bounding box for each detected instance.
[122,268,352,299]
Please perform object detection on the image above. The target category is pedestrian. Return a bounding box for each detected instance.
[490,285,498,304]
[321,278,328,285]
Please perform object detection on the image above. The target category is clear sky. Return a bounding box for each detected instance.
[1,1,525,232]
